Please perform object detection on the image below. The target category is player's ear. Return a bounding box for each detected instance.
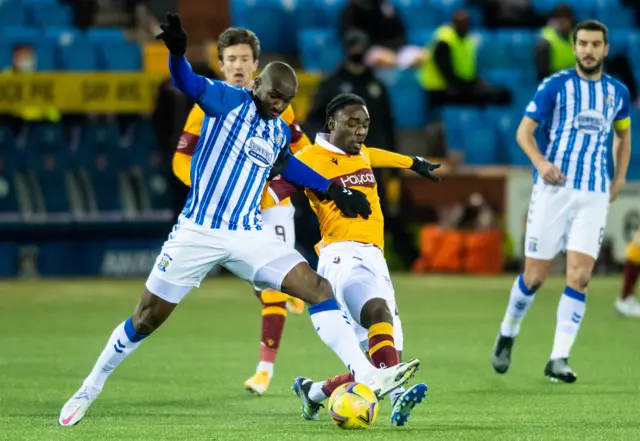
[328,117,335,131]
[253,76,261,91]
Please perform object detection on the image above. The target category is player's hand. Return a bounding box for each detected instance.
[535,159,566,186]
[155,13,187,56]
[326,183,372,219]
[410,156,441,182]
[610,178,625,202]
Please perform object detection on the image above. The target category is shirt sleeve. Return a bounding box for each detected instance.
[198,78,248,116]
[368,148,413,168]
[524,80,557,122]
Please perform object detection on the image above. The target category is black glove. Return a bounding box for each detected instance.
[410,156,441,182]
[155,13,187,56]
[268,148,291,181]
[326,183,372,219]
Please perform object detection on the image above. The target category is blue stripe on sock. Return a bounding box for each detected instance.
[124,317,149,343]
[308,298,339,315]
[563,286,586,303]
[518,274,537,296]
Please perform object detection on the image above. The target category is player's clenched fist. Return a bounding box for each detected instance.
[535,159,566,186]
[156,13,187,56]
[326,184,372,220]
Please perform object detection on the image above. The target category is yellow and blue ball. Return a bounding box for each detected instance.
[328,382,379,429]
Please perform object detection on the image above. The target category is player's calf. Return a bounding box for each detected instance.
[131,288,178,334]
[280,262,334,305]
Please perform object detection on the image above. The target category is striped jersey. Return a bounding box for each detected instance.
[182,79,291,230]
[525,69,631,193]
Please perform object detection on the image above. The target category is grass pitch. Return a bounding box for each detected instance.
[0,275,638,440]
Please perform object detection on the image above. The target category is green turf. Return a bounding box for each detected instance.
[1,275,638,440]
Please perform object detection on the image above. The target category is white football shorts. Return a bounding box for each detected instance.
[261,202,296,247]
[146,215,305,304]
[524,183,610,260]
[317,241,404,351]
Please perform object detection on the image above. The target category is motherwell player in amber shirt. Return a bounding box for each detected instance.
[171,28,310,397]
[273,94,440,426]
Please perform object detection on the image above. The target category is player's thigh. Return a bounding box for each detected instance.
[566,192,609,261]
[524,185,573,260]
[146,221,226,304]
[261,203,296,246]
[224,230,306,292]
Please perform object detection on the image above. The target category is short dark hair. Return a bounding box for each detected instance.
[572,20,608,44]
[326,93,367,121]
[217,27,261,61]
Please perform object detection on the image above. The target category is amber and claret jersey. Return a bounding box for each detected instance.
[172,103,310,209]
[266,134,413,251]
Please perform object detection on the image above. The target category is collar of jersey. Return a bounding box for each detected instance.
[315,133,347,155]
[315,133,366,158]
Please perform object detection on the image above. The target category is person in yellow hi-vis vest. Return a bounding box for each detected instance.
[172,27,311,397]
[419,10,511,111]
[534,4,576,82]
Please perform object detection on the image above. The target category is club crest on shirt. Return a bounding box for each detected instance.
[605,95,614,105]
[243,136,275,168]
[275,132,283,146]
[573,109,606,135]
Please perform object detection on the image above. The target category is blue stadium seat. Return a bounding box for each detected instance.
[313,0,347,28]
[475,31,511,72]
[298,28,342,73]
[497,29,535,70]
[74,123,120,168]
[443,106,482,151]
[28,152,72,214]
[43,27,82,46]
[0,243,17,276]
[378,69,426,129]
[23,123,66,155]
[597,7,635,29]
[86,28,127,43]
[58,41,98,71]
[231,0,287,52]
[29,2,72,27]
[484,68,526,93]
[391,0,443,31]
[0,4,27,27]
[1,26,41,45]
[273,0,320,33]
[85,154,124,212]
[462,128,498,165]
[0,43,11,70]
[407,28,436,47]
[122,120,160,170]
[99,42,141,71]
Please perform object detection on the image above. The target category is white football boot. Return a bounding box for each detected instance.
[615,296,640,317]
[59,386,98,426]
[366,358,420,399]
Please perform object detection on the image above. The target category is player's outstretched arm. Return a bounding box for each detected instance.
[279,155,372,219]
[368,148,441,182]
[156,13,205,101]
[517,116,566,186]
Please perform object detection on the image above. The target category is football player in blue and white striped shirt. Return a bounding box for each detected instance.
[59,14,419,426]
[492,20,631,383]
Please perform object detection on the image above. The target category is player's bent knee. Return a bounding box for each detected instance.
[131,288,178,335]
[360,298,393,329]
[523,259,551,290]
[567,267,592,291]
[280,262,334,305]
